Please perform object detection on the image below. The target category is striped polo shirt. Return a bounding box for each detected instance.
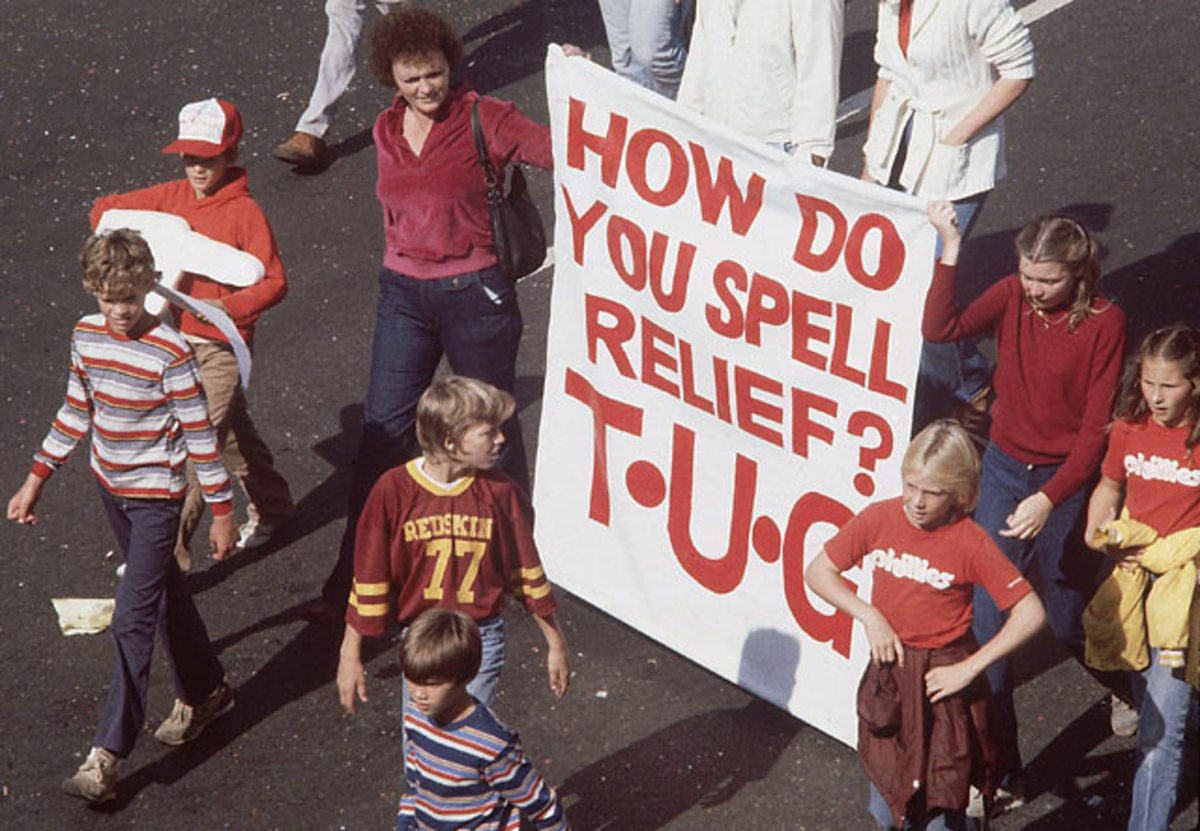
[32,314,232,507]
[399,700,568,830]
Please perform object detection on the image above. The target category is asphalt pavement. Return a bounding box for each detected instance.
[1,1,1198,829]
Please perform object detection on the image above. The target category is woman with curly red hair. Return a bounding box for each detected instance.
[304,8,558,623]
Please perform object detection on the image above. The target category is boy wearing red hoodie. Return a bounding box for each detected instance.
[91,98,294,568]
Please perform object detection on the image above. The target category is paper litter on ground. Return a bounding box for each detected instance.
[51,598,115,636]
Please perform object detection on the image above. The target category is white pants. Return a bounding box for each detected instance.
[598,0,694,100]
[295,0,403,138]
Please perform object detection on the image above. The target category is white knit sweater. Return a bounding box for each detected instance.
[863,0,1035,199]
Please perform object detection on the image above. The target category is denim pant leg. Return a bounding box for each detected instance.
[93,491,223,756]
[970,446,1045,774]
[972,445,1097,774]
[465,616,506,707]
[914,195,992,430]
[598,0,693,99]
[1127,652,1197,831]
[867,783,973,831]
[324,267,443,605]
[436,267,530,492]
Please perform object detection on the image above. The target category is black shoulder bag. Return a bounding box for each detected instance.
[470,100,548,282]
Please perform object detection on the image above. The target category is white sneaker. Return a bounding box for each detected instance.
[61,747,117,803]
[115,563,126,578]
[235,522,276,551]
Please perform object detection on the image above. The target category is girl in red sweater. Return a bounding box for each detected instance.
[923,200,1127,802]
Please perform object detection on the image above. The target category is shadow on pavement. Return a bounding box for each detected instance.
[558,629,802,830]
[109,614,393,806]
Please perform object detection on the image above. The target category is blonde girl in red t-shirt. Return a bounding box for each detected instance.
[1084,324,1200,831]
[806,420,1044,830]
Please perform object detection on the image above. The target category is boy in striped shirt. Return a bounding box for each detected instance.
[6,230,238,803]
[398,609,569,830]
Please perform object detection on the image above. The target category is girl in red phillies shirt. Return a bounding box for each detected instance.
[1083,325,1200,831]
[806,420,1044,830]
[923,200,1127,797]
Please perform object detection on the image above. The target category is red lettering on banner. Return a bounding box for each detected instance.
[583,303,907,454]
[792,195,847,273]
[705,259,747,338]
[688,142,765,236]
[781,492,855,657]
[679,340,714,414]
[746,272,789,347]
[845,213,905,291]
[706,265,909,403]
[626,129,689,207]
[648,234,694,313]
[667,424,755,594]
[607,216,648,291]
[564,368,643,525]
[829,303,866,386]
[585,294,636,378]
[791,194,907,292]
[641,317,680,398]
[790,290,832,371]
[734,366,784,448]
[562,186,608,265]
[791,388,838,458]
[868,319,908,403]
[714,357,732,423]
[567,97,627,187]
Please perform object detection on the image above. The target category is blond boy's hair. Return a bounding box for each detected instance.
[400,609,482,685]
[901,420,982,513]
[416,376,515,460]
[79,229,158,296]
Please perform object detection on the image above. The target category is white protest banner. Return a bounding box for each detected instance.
[535,47,937,745]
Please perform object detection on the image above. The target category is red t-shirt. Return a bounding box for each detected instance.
[346,460,558,637]
[1101,417,1200,536]
[824,498,1032,648]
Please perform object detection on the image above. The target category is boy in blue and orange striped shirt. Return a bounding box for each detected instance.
[7,229,238,804]
[398,609,569,831]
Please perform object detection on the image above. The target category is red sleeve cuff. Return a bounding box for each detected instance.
[209,500,234,517]
[30,462,54,480]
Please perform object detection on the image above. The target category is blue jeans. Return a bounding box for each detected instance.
[598,0,694,99]
[970,444,1103,775]
[95,489,225,756]
[868,782,975,831]
[912,195,992,431]
[1127,649,1198,831]
[323,266,527,606]
[402,616,505,711]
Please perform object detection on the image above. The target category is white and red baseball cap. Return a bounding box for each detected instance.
[161,98,243,157]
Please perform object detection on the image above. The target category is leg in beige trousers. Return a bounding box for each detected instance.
[175,341,294,568]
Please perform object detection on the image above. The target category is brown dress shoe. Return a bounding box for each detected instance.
[273,132,327,167]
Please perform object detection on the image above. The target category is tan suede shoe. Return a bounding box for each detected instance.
[272,132,327,168]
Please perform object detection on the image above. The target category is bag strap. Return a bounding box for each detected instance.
[470,100,504,206]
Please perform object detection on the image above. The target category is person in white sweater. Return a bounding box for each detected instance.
[862,0,1035,438]
[678,0,845,166]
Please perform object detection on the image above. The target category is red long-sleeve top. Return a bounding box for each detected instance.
[923,263,1126,505]
[374,83,552,280]
[90,169,288,345]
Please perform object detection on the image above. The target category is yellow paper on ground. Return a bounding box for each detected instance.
[51,598,115,636]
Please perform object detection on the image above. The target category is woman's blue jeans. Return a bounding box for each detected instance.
[970,444,1108,776]
[868,782,975,830]
[1126,652,1198,830]
[322,265,527,606]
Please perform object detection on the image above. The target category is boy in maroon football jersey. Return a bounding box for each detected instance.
[335,376,569,713]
